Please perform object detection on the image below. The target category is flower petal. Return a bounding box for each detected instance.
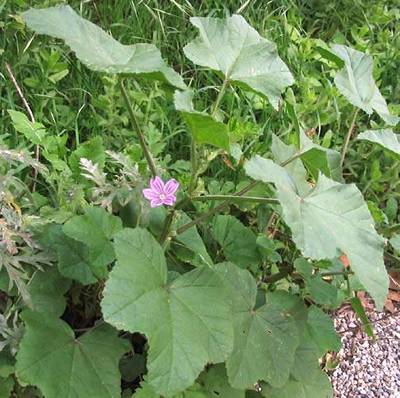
[142,188,159,200]
[150,176,164,194]
[164,179,179,195]
[162,194,176,206]
[150,198,164,208]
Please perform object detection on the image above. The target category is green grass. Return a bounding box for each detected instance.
[1,0,399,202]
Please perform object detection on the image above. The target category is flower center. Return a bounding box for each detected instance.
[159,193,166,200]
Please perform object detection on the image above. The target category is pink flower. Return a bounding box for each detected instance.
[142,176,179,208]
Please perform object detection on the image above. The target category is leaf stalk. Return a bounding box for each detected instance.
[192,195,279,204]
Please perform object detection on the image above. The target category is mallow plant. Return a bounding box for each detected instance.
[1,4,400,398]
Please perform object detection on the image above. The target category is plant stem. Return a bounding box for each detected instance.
[264,267,294,284]
[175,150,305,235]
[192,195,279,204]
[211,77,229,117]
[340,108,360,168]
[176,181,258,235]
[119,79,157,177]
[280,150,304,167]
[319,270,354,277]
[158,78,232,243]
[158,197,191,244]
[159,211,176,245]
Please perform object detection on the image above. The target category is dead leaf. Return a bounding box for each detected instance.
[384,298,396,313]
[388,290,400,302]
[389,272,400,290]
[356,291,374,311]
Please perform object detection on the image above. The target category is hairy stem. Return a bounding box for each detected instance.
[176,150,305,235]
[176,181,259,235]
[319,270,353,277]
[340,108,360,168]
[159,211,176,245]
[119,79,157,177]
[158,78,231,244]
[192,195,279,204]
[158,197,190,244]
[264,267,294,284]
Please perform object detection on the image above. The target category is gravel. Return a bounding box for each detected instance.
[328,307,400,398]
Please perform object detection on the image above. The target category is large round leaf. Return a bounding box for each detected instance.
[101,228,233,397]
[245,155,389,309]
[22,5,185,89]
[184,15,294,109]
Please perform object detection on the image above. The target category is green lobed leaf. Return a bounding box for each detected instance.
[63,206,122,279]
[357,129,400,157]
[306,306,341,355]
[216,263,300,389]
[184,15,294,109]
[101,228,233,397]
[22,5,185,89]
[173,211,213,267]
[27,267,71,317]
[43,224,97,285]
[331,44,399,126]
[16,311,129,398]
[174,90,230,150]
[294,258,340,308]
[245,155,389,309]
[212,215,261,268]
[262,330,333,398]
[57,236,98,284]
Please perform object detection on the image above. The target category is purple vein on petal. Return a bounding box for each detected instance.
[164,179,179,195]
[163,195,176,206]
[142,188,159,200]
[150,198,164,208]
[150,176,164,193]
